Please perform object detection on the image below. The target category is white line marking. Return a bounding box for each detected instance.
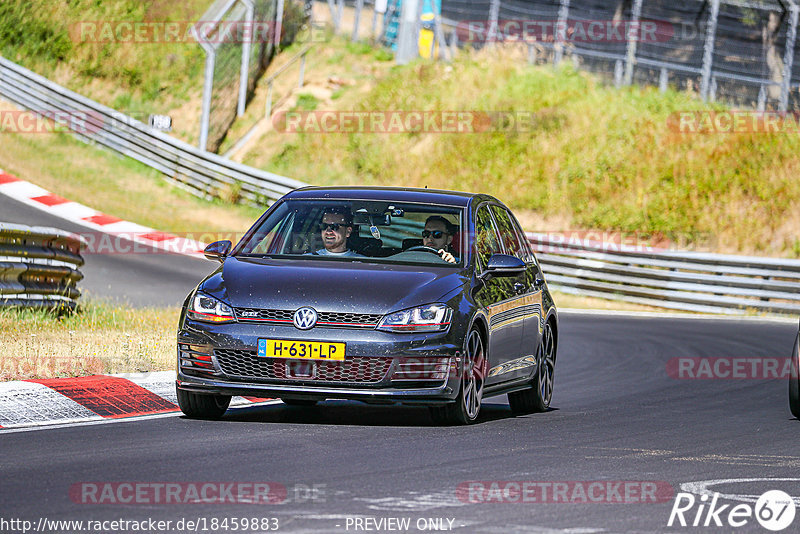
[680,478,800,505]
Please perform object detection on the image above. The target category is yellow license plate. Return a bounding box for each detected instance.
[257,339,345,361]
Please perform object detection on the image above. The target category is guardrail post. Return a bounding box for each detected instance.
[780,1,799,111]
[700,0,720,101]
[265,81,274,119]
[554,0,570,66]
[615,59,623,87]
[659,67,668,92]
[624,0,643,85]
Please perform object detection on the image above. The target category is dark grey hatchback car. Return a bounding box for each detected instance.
[176,187,558,424]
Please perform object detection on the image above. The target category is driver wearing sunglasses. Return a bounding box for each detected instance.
[315,209,364,257]
[422,215,458,263]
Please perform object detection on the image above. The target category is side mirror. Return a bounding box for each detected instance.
[204,240,232,263]
[481,254,526,279]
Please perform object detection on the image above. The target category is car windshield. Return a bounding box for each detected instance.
[237,199,465,266]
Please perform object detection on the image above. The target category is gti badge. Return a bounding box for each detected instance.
[293,307,318,330]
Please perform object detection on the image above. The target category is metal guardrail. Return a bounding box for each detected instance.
[529,233,800,315]
[0,56,308,206]
[0,223,87,311]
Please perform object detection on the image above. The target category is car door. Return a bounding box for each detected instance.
[473,203,524,387]
[484,204,542,383]
[504,207,546,366]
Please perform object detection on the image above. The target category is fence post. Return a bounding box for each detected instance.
[487,0,501,45]
[238,0,255,117]
[554,0,570,66]
[353,0,364,42]
[327,0,339,32]
[780,1,799,111]
[275,0,285,50]
[700,0,720,101]
[199,47,216,151]
[624,0,643,85]
[396,0,420,64]
[298,52,306,88]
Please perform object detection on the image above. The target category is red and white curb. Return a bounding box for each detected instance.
[0,371,274,429]
[0,170,206,258]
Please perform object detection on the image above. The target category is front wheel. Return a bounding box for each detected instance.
[177,387,231,419]
[509,321,555,415]
[430,328,486,425]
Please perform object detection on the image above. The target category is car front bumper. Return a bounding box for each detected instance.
[176,320,464,405]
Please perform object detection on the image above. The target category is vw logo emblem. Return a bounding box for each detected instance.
[293,307,318,330]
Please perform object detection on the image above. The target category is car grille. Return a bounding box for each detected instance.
[215,349,392,384]
[234,308,383,329]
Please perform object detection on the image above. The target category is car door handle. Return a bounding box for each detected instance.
[514,282,527,295]
[533,276,545,289]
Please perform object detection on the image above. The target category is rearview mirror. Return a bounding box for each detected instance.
[204,240,232,263]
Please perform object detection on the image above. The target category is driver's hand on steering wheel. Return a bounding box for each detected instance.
[439,249,456,263]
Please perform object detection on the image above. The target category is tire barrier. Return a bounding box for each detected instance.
[0,222,86,312]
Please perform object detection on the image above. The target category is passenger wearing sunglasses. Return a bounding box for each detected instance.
[315,209,364,257]
[422,215,458,263]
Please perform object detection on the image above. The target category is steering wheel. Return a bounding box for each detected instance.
[406,245,443,255]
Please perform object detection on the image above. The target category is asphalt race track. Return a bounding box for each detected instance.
[2,313,798,533]
[1,194,215,307]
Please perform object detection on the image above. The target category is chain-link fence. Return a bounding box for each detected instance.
[438,0,800,111]
[319,0,800,112]
[198,0,281,153]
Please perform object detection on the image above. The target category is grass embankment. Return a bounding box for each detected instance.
[0,303,177,380]
[241,42,800,258]
[0,0,208,143]
[0,112,263,233]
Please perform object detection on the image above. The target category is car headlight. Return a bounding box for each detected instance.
[187,292,235,323]
[377,304,452,333]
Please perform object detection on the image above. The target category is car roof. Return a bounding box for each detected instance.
[286,186,492,208]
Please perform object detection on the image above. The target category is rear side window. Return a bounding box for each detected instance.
[475,205,502,272]
[490,205,525,260]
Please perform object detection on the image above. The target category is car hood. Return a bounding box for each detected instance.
[199,256,468,314]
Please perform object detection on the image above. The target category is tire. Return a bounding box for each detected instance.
[176,387,231,420]
[281,398,318,406]
[509,321,556,415]
[429,328,486,425]
[790,334,800,419]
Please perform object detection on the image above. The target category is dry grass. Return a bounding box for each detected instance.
[0,302,177,381]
